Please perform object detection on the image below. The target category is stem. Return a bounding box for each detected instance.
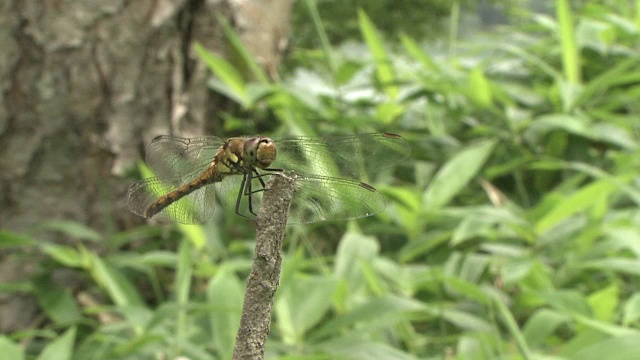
[232,172,295,359]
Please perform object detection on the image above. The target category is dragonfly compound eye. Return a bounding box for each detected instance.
[255,138,276,168]
[244,137,276,168]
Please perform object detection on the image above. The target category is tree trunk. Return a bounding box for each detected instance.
[0,0,292,333]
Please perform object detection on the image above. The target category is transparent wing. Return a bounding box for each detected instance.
[127,177,217,224]
[213,171,386,224]
[273,133,410,181]
[288,174,386,223]
[128,133,407,224]
[145,136,225,183]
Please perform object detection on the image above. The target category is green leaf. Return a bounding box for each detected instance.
[311,295,427,340]
[41,221,102,242]
[0,230,35,248]
[303,0,337,73]
[440,308,492,332]
[523,309,571,346]
[358,10,398,99]
[334,232,379,293]
[490,289,533,358]
[524,114,592,143]
[174,240,193,355]
[623,293,640,326]
[32,276,82,326]
[216,15,269,84]
[0,336,23,360]
[193,42,247,105]
[41,244,87,268]
[89,254,144,307]
[442,276,491,305]
[557,0,580,84]
[208,268,243,359]
[568,334,640,360]
[320,337,415,360]
[468,67,493,108]
[588,284,619,322]
[535,179,617,234]
[178,224,206,251]
[541,290,591,316]
[276,274,339,344]
[424,139,497,209]
[36,327,76,360]
[400,33,437,70]
[579,258,640,276]
[375,101,405,124]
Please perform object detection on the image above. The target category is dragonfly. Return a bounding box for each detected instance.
[128,133,410,224]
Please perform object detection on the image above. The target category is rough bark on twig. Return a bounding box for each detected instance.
[232,171,295,359]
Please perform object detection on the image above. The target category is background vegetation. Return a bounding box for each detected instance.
[2,0,640,359]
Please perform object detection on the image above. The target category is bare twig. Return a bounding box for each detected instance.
[232,171,295,359]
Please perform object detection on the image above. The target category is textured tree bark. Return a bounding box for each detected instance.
[0,0,292,333]
[232,172,294,360]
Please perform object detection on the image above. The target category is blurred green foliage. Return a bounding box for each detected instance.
[291,0,521,46]
[3,0,640,359]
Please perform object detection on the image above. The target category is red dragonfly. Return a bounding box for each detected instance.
[128,133,410,224]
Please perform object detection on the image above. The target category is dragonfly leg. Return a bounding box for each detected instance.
[245,170,256,216]
[235,173,249,219]
[246,169,278,216]
[253,169,268,191]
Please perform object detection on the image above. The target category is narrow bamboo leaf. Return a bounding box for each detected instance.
[175,240,193,348]
[0,230,35,248]
[175,243,194,294]
[216,15,269,84]
[41,244,86,268]
[276,274,339,342]
[33,282,82,326]
[540,290,591,316]
[193,42,247,105]
[489,289,534,359]
[568,334,640,360]
[358,10,398,99]
[440,308,492,331]
[178,224,206,249]
[310,295,427,340]
[41,221,102,242]
[375,101,405,124]
[304,0,336,73]
[622,293,640,326]
[523,309,571,346]
[208,269,243,359]
[89,254,144,307]
[557,0,580,84]
[579,258,640,276]
[334,232,379,292]
[0,336,22,360]
[468,68,493,108]
[424,140,497,209]
[36,327,76,360]
[575,58,640,107]
[320,337,415,360]
[535,179,617,234]
[588,284,619,322]
[399,33,437,70]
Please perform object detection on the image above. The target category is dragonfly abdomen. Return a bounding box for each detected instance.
[144,168,224,219]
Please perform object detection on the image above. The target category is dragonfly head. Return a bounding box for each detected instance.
[245,137,276,169]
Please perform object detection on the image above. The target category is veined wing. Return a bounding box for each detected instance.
[213,171,386,224]
[288,174,386,223]
[273,133,410,181]
[128,176,218,224]
[145,136,225,183]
